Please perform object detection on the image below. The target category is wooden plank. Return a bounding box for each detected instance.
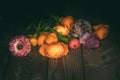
[4,47,48,80]
[48,48,84,80]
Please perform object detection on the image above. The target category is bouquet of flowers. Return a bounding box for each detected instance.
[9,15,109,58]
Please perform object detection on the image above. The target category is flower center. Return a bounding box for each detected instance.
[74,44,76,47]
[17,43,23,50]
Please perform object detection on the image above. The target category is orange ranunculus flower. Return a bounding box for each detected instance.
[37,32,49,46]
[39,42,68,58]
[60,16,74,30]
[54,25,69,36]
[45,33,58,44]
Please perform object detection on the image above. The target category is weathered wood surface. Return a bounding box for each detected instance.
[4,47,48,80]
[48,48,83,80]
[1,34,120,80]
[47,34,120,80]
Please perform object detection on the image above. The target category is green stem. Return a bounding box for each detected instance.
[34,21,41,38]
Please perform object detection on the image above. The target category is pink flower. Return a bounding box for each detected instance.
[9,35,31,57]
[69,39,81,49]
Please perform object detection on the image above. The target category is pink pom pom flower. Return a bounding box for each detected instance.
[9,35,31,57]
[69,39,81,49]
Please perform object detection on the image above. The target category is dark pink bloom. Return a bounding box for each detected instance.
[84,33,100,49]
[9,35,31,57]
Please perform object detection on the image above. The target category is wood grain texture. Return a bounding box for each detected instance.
[1,21,120,80]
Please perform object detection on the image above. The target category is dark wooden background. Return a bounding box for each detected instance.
[0,0,120,80]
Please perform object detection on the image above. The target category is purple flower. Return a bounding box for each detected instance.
[84,33,100,49]
[71,19,92,38]
[79,32,90,44]
[9,35,31,57]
